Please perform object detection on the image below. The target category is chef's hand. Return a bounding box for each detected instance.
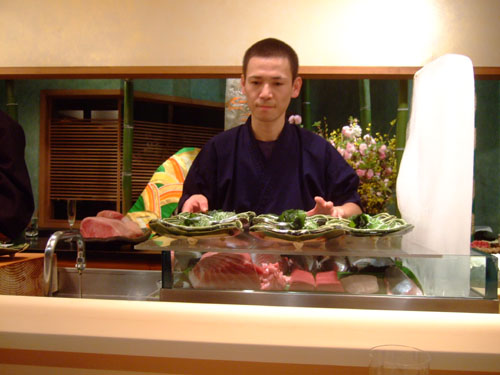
[181,194,209,213]
[307,196,336,217]
[307,196,362,218]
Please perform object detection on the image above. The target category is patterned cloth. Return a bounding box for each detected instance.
[128,147,200,221]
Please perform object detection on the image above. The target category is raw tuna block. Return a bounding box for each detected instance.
[289,269,315,291]
[188,252,262,290]
[96,210,125,220]
[315,271,344,292]
[80,214,143,239]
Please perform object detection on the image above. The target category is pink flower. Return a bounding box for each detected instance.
[356,169,366,177]
[288,114,302,125]
[366,169,374,179]
[379,152,386,160]
[359,143,368,156]
[344,151,352,160]
[379,144,387,153]
[346,142,356,153]
[337,147,345,157]
[342,126,353,138]
[384,167,392,175]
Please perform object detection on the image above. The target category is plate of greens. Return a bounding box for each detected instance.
[338,213,414,237]
[249,209,346,246]
[148,210,255,240]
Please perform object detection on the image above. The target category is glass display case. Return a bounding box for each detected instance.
[135,232,499,313]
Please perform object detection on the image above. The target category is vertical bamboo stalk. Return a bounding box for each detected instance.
[395,80,409,173]
[301,79,312,130]
[6,80,18,121]
[395,80,409,216]
[122,79,134,213]
[358,79,371,129]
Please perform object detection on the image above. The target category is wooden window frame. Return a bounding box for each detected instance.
[39,89,224,230]
[39,90,123,229]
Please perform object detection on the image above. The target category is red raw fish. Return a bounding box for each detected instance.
[289,269,315,291]
[80,212,143,239]
[315,271,344,292]
[188,252,263,290]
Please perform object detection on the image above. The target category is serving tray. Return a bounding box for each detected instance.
[333,213,414,237]
[249,214,346,250]
[149,211,255,244]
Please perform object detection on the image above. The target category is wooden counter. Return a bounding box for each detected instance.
[0,253,44,295]
[0,295,499,374]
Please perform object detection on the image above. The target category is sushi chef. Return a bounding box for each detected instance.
[179,38,362,218]
[0,110,35,241]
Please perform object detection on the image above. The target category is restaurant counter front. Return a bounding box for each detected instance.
[1,294,500,375]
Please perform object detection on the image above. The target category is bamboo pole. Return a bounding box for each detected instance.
[394,80,409,216]
[5,80,18,121]
[122,79,133,213]
[358,79,371,129]
[301,79,312,130]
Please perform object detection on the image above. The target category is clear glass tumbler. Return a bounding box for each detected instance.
[369,345,430,375]
[25,215,39,238]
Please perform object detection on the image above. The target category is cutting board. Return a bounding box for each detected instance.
[0,253,56,296]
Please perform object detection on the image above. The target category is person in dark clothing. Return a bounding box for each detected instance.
[179,38,362,218]
[0,110,35,241]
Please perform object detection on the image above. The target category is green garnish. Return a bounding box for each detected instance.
[278,209,307,230]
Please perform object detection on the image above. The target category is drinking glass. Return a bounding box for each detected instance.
[67,200,77,230]
[25,215,39,238]
[369,345,430,375]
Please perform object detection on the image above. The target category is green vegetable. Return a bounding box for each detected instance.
[349,213,372,229]
[278,209,307,230]
[182,213,211,227]
[206,210,236,221]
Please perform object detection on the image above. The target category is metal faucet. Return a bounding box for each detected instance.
[43,230,86,297]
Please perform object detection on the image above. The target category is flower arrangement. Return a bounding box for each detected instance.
[310,116,397,215]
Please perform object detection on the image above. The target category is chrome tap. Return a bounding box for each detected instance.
[43,230,86,296]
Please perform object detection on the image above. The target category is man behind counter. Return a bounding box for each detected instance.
[179,38,362,218]
[0,109,34,241]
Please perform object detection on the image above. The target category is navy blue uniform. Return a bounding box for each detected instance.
[179,117,360,215]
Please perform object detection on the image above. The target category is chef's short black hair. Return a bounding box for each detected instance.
[242,38,299,81]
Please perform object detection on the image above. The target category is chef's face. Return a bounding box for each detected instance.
[241,56,302,125]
